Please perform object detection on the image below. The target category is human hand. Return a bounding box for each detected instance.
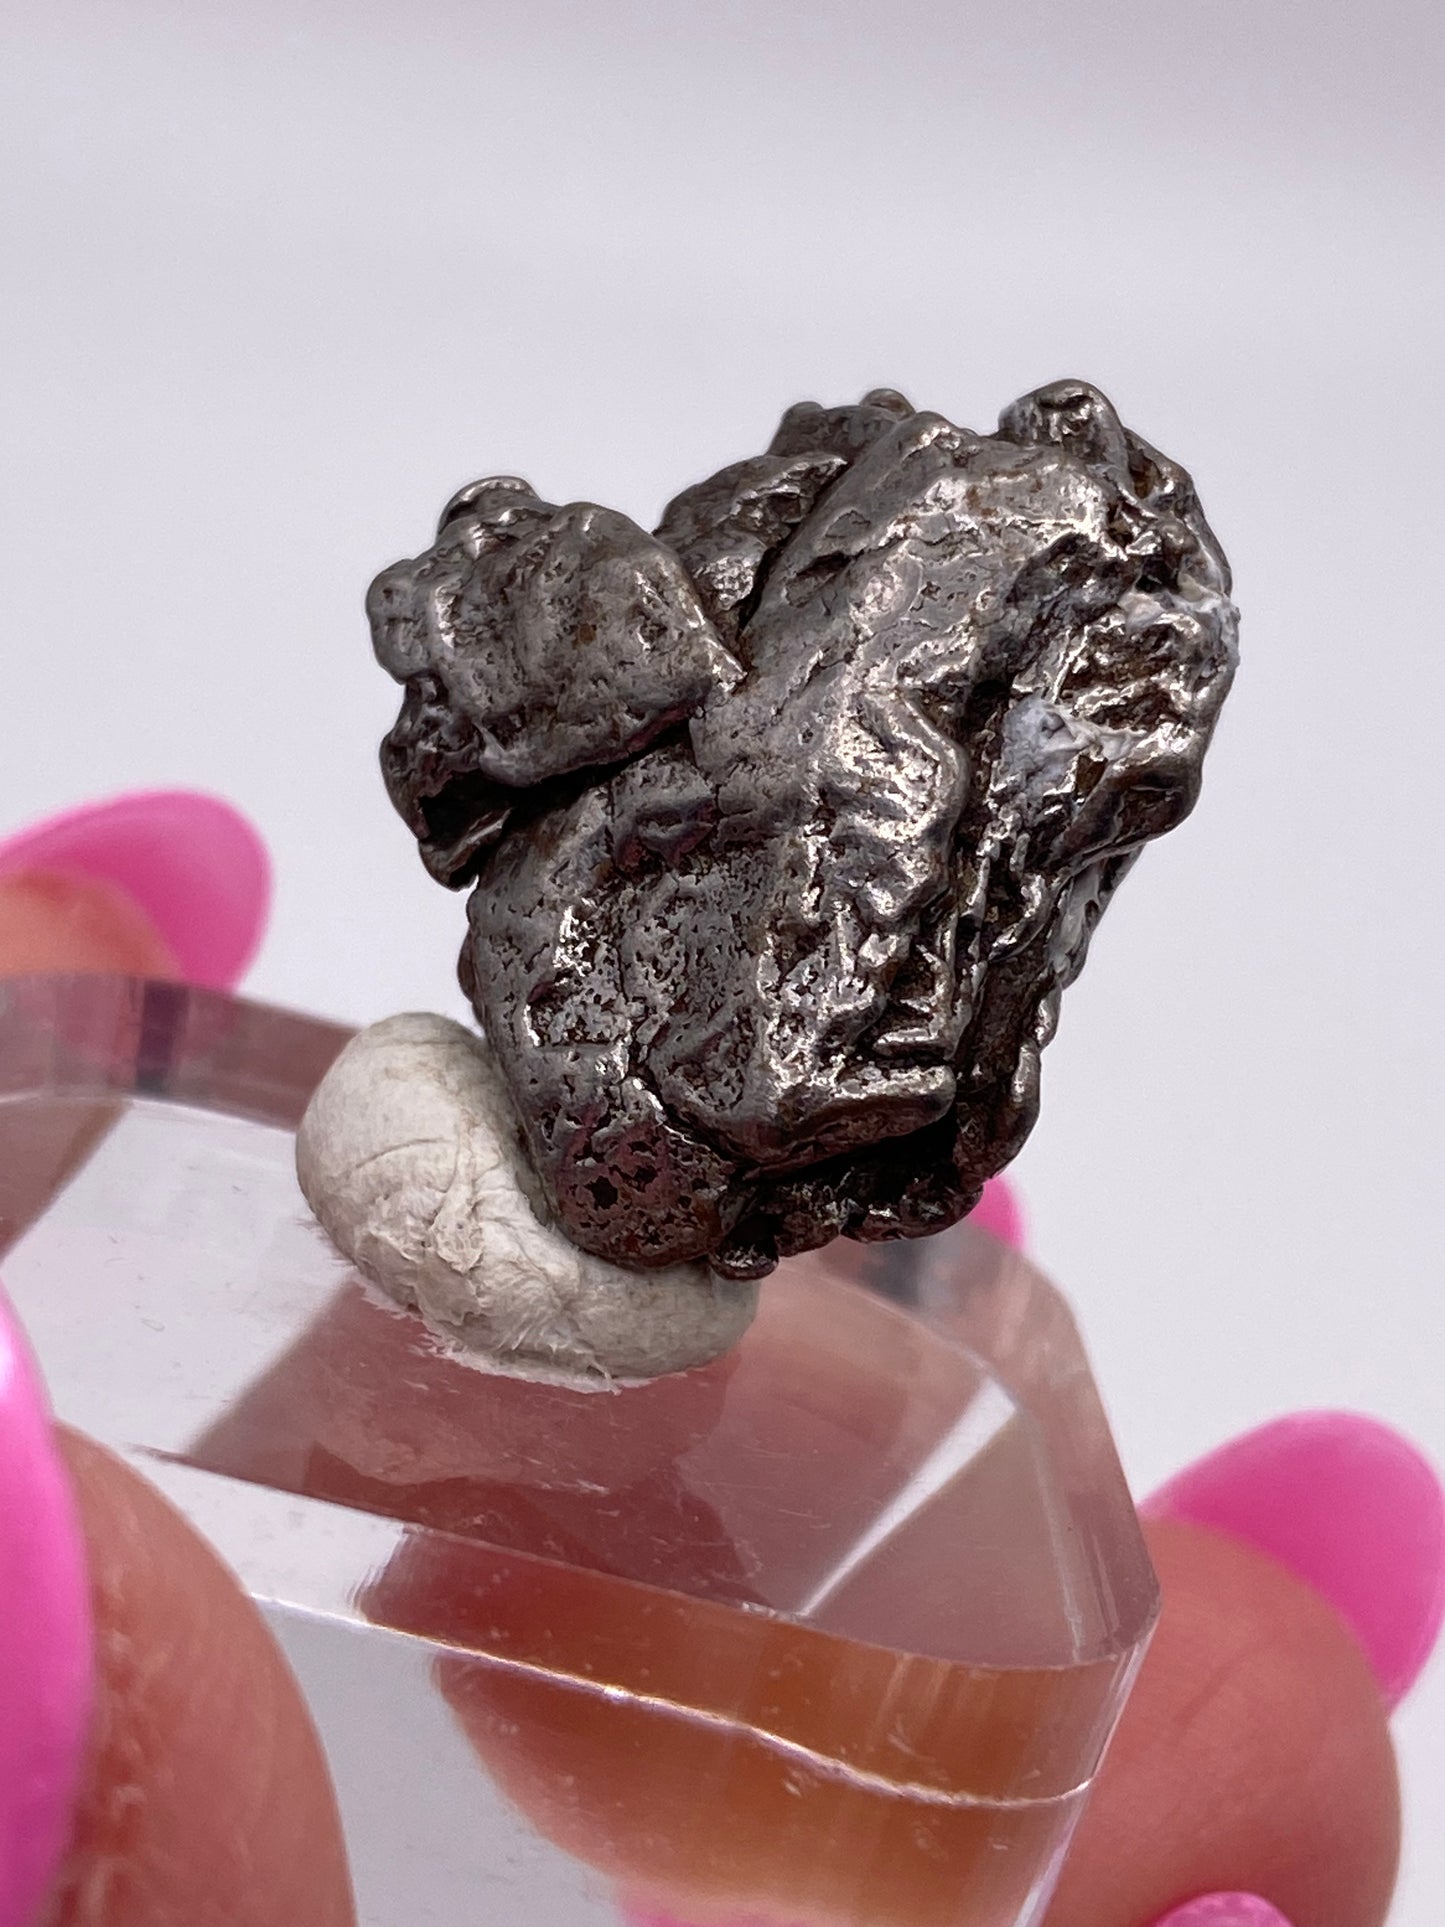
[0,798,1438,1927]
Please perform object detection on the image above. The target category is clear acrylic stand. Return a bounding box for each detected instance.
[0,974,1157,1927]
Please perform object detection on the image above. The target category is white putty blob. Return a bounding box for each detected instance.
[295,1012,758,1385]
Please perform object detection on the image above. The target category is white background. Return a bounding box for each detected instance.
[2,1,1441,1918]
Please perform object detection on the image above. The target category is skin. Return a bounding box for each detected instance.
[2,878,1400,1927]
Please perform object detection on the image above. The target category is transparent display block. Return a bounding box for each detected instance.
[0,975,1158,1927]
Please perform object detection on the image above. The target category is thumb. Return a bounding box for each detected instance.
[43,1425,356,1927]
[1,1287,356,1927]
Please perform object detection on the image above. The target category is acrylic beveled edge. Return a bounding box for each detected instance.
[0,971,350,1127]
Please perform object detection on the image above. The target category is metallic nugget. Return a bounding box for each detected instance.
[302,380,1236,1381]
[371,381,1236,1277]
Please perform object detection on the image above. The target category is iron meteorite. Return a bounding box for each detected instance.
[368,380,1237,1279]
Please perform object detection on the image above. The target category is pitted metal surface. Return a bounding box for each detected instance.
[371,381,1237,1276]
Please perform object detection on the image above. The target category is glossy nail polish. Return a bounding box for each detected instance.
[968,1173,1024,1248]
[0,1289,93,1927]
[1145,1411,1445,1707]
[0,789,270,990]
[1148,1892,1293,1926]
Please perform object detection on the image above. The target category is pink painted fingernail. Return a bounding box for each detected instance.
[1144,1411,1445,1708]
[1147,1894,1293,1926]
[969,1175,1025,1248]
[0,1287,93,1927]
[0,789,271,990]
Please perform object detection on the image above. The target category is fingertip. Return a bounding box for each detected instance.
[0,791,270,989]
[1144,1412,1445,1709]
[44,1431,354,1927]
[1147,1897,1295,1927]
[969,1175,1025,1248]
[0,872,180,980]
[1046,1518,1399,1927]
[0,1294,92,1927]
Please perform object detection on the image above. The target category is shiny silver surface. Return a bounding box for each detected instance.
[371,382,1237,1275]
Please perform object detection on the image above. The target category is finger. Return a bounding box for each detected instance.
[0,876,179,1254]
[1145,1412,1445,1713]
[42,1428,355,1927]
[0,790,270,989]
[1044,1516,1400,1927]
[0,872,178,978]
[1059,1414,1444,1927]
[1,826,346,1922]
